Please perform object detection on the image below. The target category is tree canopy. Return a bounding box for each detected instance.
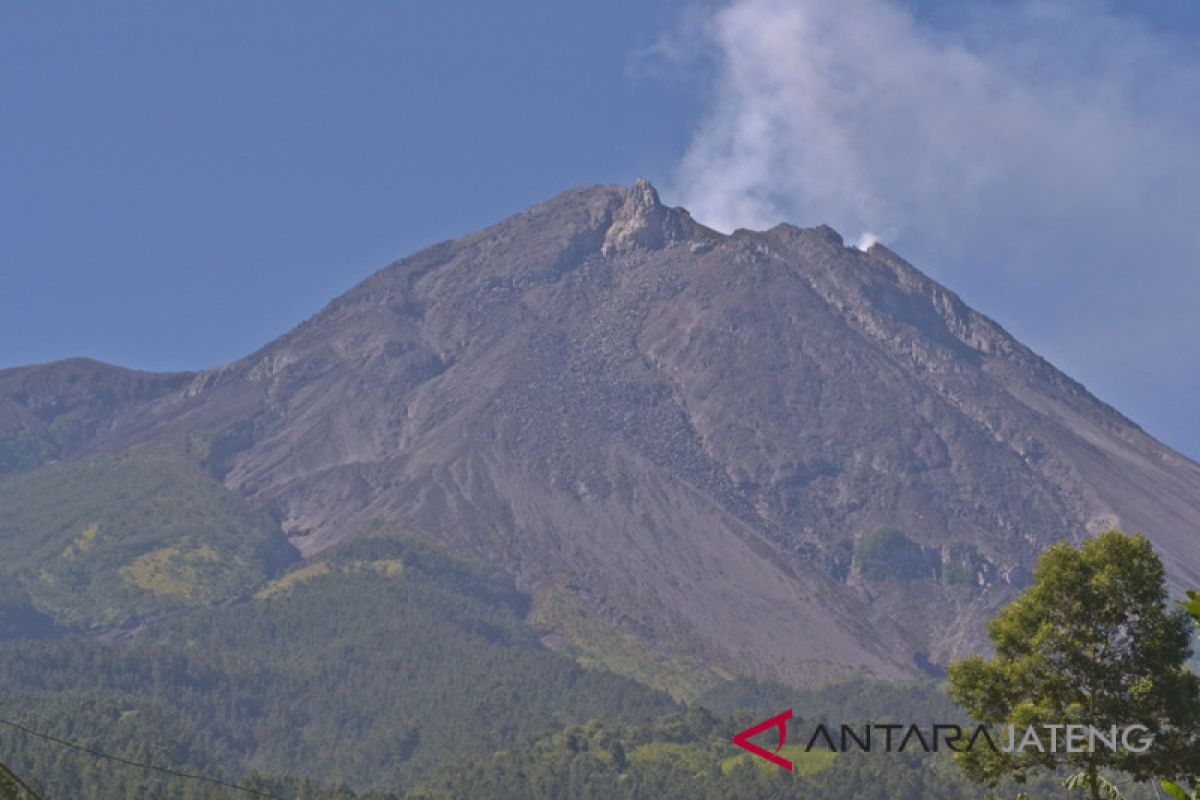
[949,530,1200,798]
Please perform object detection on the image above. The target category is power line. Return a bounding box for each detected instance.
[0,716,286,800]
[0,760,44,800]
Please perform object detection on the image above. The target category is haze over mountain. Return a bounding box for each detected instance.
[4,179,1200,687]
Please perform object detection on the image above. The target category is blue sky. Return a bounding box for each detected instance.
[3,1,1199,457]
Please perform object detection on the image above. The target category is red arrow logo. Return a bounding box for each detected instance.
[731,708,793,771]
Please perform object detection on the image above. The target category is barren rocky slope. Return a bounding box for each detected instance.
[5,179,1199,685]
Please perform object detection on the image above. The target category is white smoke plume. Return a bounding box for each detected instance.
[855,232,879,251]
[667,0,1200,242]
[657,0,1200,456]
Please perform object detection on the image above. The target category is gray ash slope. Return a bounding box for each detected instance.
[5,179,1200,685]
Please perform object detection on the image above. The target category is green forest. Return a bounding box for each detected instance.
[3,482,1199,800]
[0,531,675,796]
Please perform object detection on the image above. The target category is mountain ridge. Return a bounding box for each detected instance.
[4,179,1199,686]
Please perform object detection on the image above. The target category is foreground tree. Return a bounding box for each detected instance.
[948,530,1200,799]
[1160,592,1200,799]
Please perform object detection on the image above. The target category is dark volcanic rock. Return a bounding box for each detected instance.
[6,180,1200,685]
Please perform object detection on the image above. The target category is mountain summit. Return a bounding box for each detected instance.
[4,180,1200,685]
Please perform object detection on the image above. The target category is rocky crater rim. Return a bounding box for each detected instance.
[600,178,879,258]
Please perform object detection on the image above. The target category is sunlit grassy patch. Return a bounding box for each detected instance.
[366,558,403,577]
[255,562,332,600]
[342,558,405,577]
[120,545,221,599]
[254,558,405,601]
[61,522,100,558]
